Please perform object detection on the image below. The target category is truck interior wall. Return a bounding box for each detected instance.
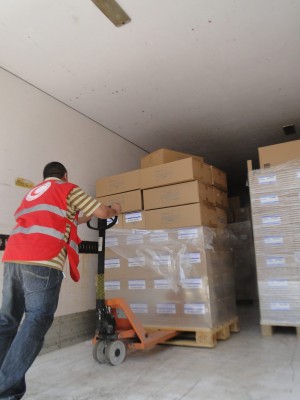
[0,68,146,342]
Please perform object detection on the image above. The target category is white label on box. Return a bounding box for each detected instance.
[261,215,281,226]
[268,280,288,287]
[128,280,146,290]
[154,279,171,289]
[270,302,290,311]
[105,280,120,291]
[128,257,146,267]
[107,217,119,225]
[184,303,206,315]
[180,253,201,264]
[177,228,199,240]
[124,212,142,223]
[126,234,144,245]
[153,255,172,266]
[181,278,203,289]
[264,236,283,245]
[259,195,279,205]
[258,175,277,184]
[156,303,176,314]
[105,258,120,269]
[266,256,286,266]
[150,231,169,242]
[296,171,300,179]
[130,304,148,314]
[105,237,118,247]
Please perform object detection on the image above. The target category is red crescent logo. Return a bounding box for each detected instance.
[26,181,52,201]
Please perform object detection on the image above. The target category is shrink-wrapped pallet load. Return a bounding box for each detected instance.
[248,158,300,326]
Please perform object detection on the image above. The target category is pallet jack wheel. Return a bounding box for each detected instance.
[93,340,107,364]
[105,340,126,366]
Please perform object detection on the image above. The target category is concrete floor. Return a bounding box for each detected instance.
[25,305,300,400]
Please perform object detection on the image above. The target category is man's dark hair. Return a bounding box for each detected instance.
[43,162,67,179]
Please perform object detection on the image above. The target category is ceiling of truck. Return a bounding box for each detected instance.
[1,0,300,193]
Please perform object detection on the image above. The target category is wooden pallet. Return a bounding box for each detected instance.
[145,316,240,348]
[261,324,300,338]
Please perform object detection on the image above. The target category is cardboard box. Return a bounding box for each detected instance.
[258,140,300,168]
[145,203,217,230]
[141,158,204,190]
[252,210,295,231]
[216,207,228,229]
[141,148,203,169]
[212,187,228,209]
[105,268,151,282]
[210,166,227,192]
[203,163,213,185]
[104,254,128,280]
[143,180,214,210]
[122,211,146,229]
[97,190,143,213]
[180,247,233,275]
[96,169,140,196]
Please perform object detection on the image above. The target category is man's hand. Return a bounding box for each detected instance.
[92,202,122,219]
[110,202,122,216]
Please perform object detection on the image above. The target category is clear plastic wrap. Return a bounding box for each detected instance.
[103,226,236,329]
[248,158,300,325]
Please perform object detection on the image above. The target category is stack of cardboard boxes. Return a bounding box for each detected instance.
[103,227,236,329]
[96,149,237,330]
[248,140,300,327]
[96,149,228,230]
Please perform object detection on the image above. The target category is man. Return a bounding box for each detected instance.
[0,161,121,399]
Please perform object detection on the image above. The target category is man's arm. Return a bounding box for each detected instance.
[68,187,122,224]
[92,202,122,219]
[77,202,121,225]
[77,215,92,225]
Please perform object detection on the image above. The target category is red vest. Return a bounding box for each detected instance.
[3,179,82,282]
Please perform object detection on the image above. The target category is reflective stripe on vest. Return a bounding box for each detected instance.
[10,225,65,241]
[69,239,79,253]
[15,204,67,219]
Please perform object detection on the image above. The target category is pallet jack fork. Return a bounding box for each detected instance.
[87,216,178,366]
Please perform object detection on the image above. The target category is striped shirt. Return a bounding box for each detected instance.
[10,178,100,271]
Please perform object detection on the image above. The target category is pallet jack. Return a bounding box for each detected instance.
[87,216,178,366]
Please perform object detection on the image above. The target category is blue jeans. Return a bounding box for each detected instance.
[0,263,63,399]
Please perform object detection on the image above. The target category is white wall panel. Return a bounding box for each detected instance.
[0,69,146,316]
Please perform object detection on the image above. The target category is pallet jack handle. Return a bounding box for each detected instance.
[87,216,118,311]
[87,216,118,232]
